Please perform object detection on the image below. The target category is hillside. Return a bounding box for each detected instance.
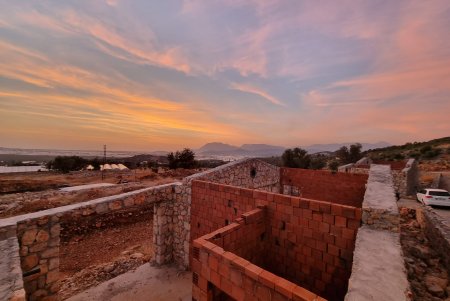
[365,137,450,171]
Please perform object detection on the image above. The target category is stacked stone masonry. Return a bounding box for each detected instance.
[345,164,410,301]
[417,207,450,275]
[0,184,178,300]
[191,180,362,300]
[0,235,25,301]
[338,158,418,197]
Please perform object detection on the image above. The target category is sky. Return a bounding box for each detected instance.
[0,0,449,151]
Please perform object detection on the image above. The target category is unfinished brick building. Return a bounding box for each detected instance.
[190,167,367,301]
[0,158,409,301]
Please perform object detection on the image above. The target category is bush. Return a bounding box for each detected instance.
[420,145,432,154]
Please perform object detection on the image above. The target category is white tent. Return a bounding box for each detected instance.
[118,164,129,170]
[110,164,120,170]
[86,165,94,170]
[101,164,112,170]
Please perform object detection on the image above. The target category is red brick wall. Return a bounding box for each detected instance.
[190,181,362,300]
[280,168,368,207]
[192,208,324,301]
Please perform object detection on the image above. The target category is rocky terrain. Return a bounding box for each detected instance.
[400,208,450,301]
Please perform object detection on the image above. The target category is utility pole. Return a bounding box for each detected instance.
[102,145,106,181]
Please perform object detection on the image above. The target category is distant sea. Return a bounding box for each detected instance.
[0,147,141,158]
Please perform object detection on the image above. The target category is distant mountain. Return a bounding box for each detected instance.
[196,142,285,157]
[197,142,241,154]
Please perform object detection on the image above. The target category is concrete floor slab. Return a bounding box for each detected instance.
[66,264,192,301]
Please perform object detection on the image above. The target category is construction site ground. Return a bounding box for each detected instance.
[0,168,199,218]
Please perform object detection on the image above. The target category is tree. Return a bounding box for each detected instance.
[336,146,350,164]
[336,143,362,164]
[282,148,311,168]
[309,154,327,170]
[328,160,339,173]
[167,148,196,169]
[348,143,363,163]
[47,156,87,173]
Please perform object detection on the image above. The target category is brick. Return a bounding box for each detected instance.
[230,267,243,286]
[342,228,355,240]
[342,206,356,218]
[208,254,218,271]
[328,244,339,256]
[323,214,334,225]
[335,216,347,228]
[231,285,246,300]
[218,262,230,278]
[259,270,279,289]
[255,284,271,301]
[245,264,263,280]
[292,285,317,301]
[331,204,342,216]
[347,218,361,230]
[243,275,255,293]
[220,276,233,294]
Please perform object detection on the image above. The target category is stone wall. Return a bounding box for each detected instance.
[172,158,281,269]
[0,235,25,301]
[416,207,450,275]
[345,164,410,301]
[280,168,368,208]
[0,184,176,300]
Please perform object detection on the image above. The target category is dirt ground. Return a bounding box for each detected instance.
[58,214,154,300]
[66,264,192,301]
[0,168,200,218]
[0,168,199,194]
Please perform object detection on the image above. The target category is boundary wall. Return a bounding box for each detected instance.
[338,158,418,197]
[0,184,178,300]
[416,207,450,275]
[345,165,410,301]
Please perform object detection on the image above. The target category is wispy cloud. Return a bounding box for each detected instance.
[230,83,285,106]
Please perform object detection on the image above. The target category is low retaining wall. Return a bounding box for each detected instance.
[417,208,450,275]
[345,164,409,301]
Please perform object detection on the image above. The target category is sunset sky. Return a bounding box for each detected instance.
[0,1,449,151]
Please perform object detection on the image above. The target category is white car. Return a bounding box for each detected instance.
[417,188,450,207]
